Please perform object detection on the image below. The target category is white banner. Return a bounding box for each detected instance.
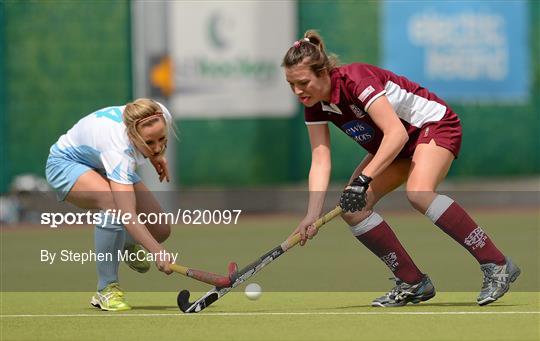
[169,1,297,118]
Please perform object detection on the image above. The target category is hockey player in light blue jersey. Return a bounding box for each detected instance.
[46,98,176,311]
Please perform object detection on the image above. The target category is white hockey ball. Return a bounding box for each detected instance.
[244,283,262,300]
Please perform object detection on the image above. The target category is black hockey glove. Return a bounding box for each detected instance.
[339,174,372,213]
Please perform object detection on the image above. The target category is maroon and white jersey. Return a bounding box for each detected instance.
[305,63,461,157]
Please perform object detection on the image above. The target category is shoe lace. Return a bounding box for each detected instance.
[102,283,125,300]
[481,265,508,289]
[385,278,413,301]
[481,266,493,289]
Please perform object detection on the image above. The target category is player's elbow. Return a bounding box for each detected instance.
[310,151,331,178]
[395,127,409,146]
[312,145,331,164]
[383,125,409,147]
[311,157,331,173]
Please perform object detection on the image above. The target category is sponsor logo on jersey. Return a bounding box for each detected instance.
[358,85,375,102]
[349,104,366,118]
[381,252,399,271]
[464,227,487,250]
[341,120,374,144]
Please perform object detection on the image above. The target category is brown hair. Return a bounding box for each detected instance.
[123,98,171,155]
[281,30,339,75]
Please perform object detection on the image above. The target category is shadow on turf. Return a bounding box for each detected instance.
[334,302,519,309]
[132,306,180,311]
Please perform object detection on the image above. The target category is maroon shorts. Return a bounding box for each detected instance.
[400,109,463,158]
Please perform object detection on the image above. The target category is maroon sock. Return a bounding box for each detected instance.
[425,195,505,265]
[352,212,424,284]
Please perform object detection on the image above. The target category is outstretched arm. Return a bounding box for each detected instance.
[289,123,332,245]
[306,123,332,217]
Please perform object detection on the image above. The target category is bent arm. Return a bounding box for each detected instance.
[305,124,332,218]
[362,96,408,179]
[348,153,374,183]
[109,181,164,254]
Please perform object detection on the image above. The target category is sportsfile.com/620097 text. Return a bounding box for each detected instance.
[40,209,243,228]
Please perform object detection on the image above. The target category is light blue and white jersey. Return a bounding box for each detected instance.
[49,103,172,185]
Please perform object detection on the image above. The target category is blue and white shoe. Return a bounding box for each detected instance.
[372,275,436,307]
[477,257,521,306]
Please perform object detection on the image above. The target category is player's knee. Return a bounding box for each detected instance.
[96,192,117,212]
[151,223,171,243]
[160,224,171,242]
[341,209,373,226]
[406,189,435,213]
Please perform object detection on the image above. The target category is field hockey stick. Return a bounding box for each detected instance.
[169,263,232,287]
[177,206,343,313]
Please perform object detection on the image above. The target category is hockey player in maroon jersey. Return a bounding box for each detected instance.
[283,30,520,307]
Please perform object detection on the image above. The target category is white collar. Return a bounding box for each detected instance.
[321,102,342,115]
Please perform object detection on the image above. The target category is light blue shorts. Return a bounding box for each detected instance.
[45,155,92,201]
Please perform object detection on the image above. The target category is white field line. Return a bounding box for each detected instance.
[1,311,539,318]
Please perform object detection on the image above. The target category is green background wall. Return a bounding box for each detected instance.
[1,1,538,192]
[1,1,7,192]
[2,1,132,192]
[296,0,540,179]
[179,0,539,184]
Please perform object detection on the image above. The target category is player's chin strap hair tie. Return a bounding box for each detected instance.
[136,112,164,127]
[293,37,311,48]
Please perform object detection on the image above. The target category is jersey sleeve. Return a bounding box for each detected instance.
[304,104,328,125]
[353,77,386,111]
[100,150,141,184]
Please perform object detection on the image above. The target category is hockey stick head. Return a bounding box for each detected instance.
[177,289,220,313]
[177,290,192,312]
[177,262,238,313]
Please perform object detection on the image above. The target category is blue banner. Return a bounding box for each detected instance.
[382,1,529,102]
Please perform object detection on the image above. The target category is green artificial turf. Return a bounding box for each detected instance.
[1,292,538,341]
[1,210,539,340]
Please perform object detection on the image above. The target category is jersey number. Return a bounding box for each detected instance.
[95,107,122,123]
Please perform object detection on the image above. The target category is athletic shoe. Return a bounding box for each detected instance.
[477,257,521,306]
[124,244,150,273]
[90,283,132,311]
[372,275,436,307]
